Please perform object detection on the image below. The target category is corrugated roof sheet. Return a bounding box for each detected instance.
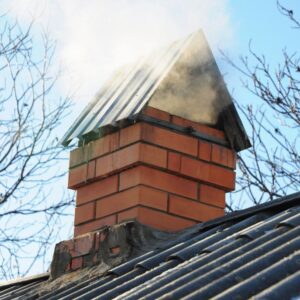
[61,32,195,146]
[3,192,300,299]
[61,30,251,151]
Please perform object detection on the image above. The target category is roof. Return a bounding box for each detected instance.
[2,191,300,299]
[61,30,250,151]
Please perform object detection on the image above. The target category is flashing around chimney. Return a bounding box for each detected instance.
[50,221,178,279]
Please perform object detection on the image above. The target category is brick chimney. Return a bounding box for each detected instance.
[63,30,251,238]
[52,30,250,277]
[68,106,236,237]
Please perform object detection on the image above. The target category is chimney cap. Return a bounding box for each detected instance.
[61,30,250,151]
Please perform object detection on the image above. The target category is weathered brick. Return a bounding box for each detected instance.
[199,184,226,208]
[169,195,224,222]
[96,185,168,218]
[198,140,212,162]
[74,202,95,225]
[110,246,121,255]
[94,231,106,251]
[117,206,196,232]
[119,165,198,199]
[76,175,118,205]
[74,215,117,237]
[68,164,87,189]
[168,152,181,172]
[72,234,94,257]
[143,106,171,122]
[180,156,235,190]
[71,257,83,270]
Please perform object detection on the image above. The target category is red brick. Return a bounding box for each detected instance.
[117,206,196,232]
[168,152,181,172]
[90,135,110,159]
[110,131,120,152]
[95,143,167,178]
[110,246,121,255]
[96,186,168,218]
[211,144,228,166]
[142,123,198,156]
[120,122,198,156]
[198,140,211,161]
[120,123,142,147]
[76,175,118,205]
[227,150,237,169]
[119,165,198,199]
[96,189,137,218]
[94,231,106,251]
[143,106,171,122]
[73,234,94,257]
[209,167,235,191]
[139,186,168,210]
[87,160,96,180]
[95,144,138,177]
[171,115,186,127]
[171,115,226,140]
[95,154,113,178]
[140,144,167,168]
[169,195,224,222]
[69,147,88,168]
[117,206,139,223]
[112,144,138,170]
[199,185,226,208]
[68,164,87,189]
[180,156,235,190]
[74,215,117,237]
[71,257,83,270]
[66,262,72,273]
[74,202,95,225]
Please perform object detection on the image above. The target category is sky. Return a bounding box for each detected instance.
[0,0,299,278]
[1,0,299,115]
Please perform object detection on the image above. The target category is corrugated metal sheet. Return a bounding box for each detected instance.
[61,32,197,146]
[3,192,300,299]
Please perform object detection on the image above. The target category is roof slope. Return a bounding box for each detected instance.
[2,192,300,299]
[61,30,250,151]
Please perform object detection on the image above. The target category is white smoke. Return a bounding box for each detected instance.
[2,0,234,104]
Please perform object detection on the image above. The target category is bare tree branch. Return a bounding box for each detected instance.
[0,17,74,280]
[224,2,300,211]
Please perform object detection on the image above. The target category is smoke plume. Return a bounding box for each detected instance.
[2,0,234,106]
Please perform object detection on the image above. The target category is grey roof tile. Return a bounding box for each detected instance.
[3,192,300,299]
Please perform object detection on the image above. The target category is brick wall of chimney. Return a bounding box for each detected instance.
[68,107,236,237]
